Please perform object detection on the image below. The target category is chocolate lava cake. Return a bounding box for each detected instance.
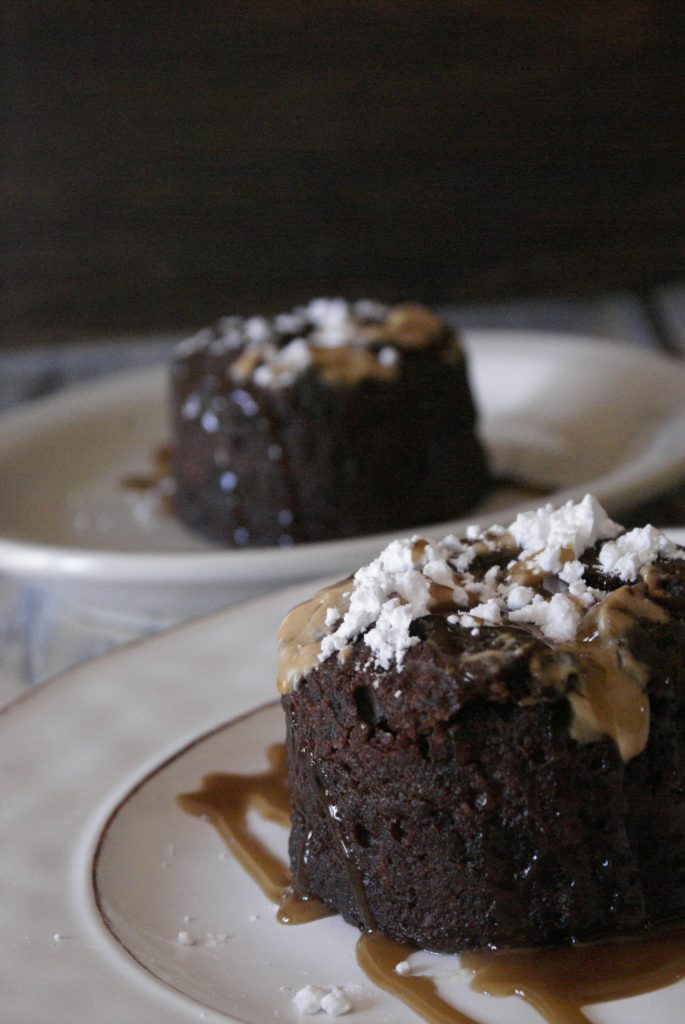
[278,495,685,951]
[170,298,490,546]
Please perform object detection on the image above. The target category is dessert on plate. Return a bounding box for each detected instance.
[278,494,685,951]
[170,297,490,546]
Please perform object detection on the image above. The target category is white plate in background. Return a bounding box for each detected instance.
[0,332,684,617]
[4,577,685,1023]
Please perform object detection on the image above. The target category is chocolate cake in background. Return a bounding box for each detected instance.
[279,495,685,952]
[170,298,490,546]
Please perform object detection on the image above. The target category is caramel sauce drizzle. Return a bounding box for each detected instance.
[358,931,480,1024]
[231,304,460,388]
[178,743,332,923]
[566,584,668,761]
[277,578,353,694]
[277,551,670,765]
[312,346,398,386]
[461,933,685,1024]
[178,743,291,903]
[311,305,462,385]
[120,442,173,492]
[120,443,176,516]
[179,740,685,1024]
[375,304,450,350]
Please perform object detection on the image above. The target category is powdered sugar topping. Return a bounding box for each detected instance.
[313,496,682,672]
[598,524,684,580]
[509,494,621,572]
[175,298,457,391]
[252,337,313,388]
[319,539,431,670]
[177,298,396,385]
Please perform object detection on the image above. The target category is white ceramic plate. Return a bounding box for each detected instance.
[1,332,684,617]
[3,573,685,1024]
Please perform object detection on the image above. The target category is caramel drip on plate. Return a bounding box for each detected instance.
[276,888,334,925]
[120,443,175,513]
[120,442,172,492]
[462,930,685,1024]
[180,740,685,1024]
[177,743,331,922]
[359,922,685,1024]
[178,743,291,903]
[358,931,480,1024]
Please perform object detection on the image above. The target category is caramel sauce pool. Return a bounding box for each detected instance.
[178,743,685,1024]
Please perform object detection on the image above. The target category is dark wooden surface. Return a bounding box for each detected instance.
[2,1,685,346]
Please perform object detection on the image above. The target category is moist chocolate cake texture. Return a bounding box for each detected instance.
[279,495,685,952]
[170,298,490,546]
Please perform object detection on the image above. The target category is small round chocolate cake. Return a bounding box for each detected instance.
[279,495,685,952]
[170,298,490,546]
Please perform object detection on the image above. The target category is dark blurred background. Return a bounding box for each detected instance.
[2,0,685,346]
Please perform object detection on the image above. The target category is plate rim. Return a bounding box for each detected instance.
[4,575,685,1023]
[1,329,684,585]
[0,583,312,1023]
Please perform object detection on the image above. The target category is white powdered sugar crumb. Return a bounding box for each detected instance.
[254,337,313,388]
[320,988,352,1016]
[440,533,465,552]
[424,558,466,601]
[378,345,399,367]
[509,592,582,642]
[176,930,195,946]
[325,606,341,628]
[559,559,585,585]
[506,584,535,611]
[252,363,274,388]
[509,494,621,573]
[319,538,433,671]
[244,315,272,344]
[468,598,502,625]
[279,337,313,371]
[422,556,451,584]
[306,297,389,351]
[293,985,328,1014]
[292,985,353,1016]
[362,600,417,666]
[395,960,412,975]
[306,297,351,346]
[598,524,685,581]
